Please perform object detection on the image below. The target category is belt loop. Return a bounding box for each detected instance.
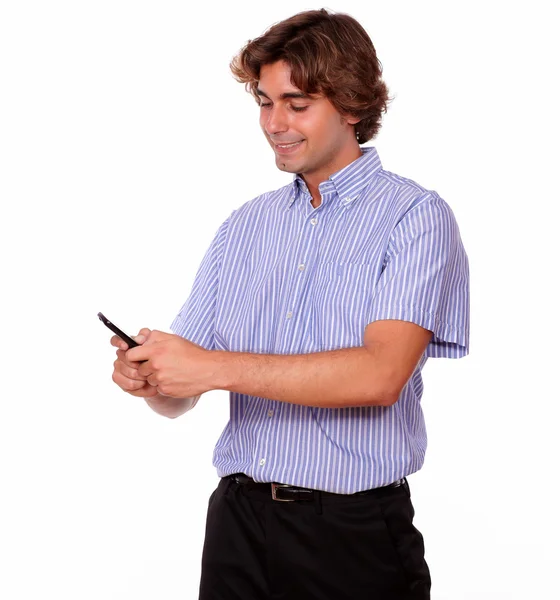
[314,490,323,515]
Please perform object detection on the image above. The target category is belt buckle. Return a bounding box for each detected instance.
[271,482,294,502]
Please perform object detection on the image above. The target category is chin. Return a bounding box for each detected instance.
[275,157,301,174]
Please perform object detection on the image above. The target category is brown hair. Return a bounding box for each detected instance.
[230,8,392,143]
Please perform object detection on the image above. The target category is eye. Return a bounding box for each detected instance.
[290,105,308,113]
[260,102,272,109]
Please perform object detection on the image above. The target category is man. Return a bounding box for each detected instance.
[110,9,469,600]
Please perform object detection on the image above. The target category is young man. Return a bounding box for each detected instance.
[111,9,469,600]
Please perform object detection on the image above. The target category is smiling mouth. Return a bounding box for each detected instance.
[274,140,304,154]
[276,141,303,148]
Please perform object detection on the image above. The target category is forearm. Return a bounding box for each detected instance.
[214,346,398,408]
[145,393,201,418]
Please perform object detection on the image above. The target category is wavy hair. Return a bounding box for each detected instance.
[230,8,392,143]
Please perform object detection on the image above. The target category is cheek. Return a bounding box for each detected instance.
[259,109,270,132]
[301,114,331,140]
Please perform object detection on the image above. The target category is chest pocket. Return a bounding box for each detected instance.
[307,262,381,351]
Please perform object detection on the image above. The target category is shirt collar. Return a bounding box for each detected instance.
[288,146,383,208]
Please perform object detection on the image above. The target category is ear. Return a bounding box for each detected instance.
[346,115,361,125]
[339,113,361,126]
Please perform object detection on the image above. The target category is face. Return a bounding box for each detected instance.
[257,61,361,187]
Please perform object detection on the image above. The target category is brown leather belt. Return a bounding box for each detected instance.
[227,473,406,502]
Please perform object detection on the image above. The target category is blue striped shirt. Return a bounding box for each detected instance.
[171,146,469,494]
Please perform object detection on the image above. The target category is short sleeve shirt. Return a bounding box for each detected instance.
[171,147,469,493]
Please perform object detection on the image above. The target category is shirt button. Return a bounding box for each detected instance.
[298,264,305,271]
[267,410,274,417]
[286,311,293,319]
[259,458,266,466]
[310,218,318,225]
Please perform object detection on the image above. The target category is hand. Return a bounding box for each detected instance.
[111,328,159,398]
[127,330,216,398]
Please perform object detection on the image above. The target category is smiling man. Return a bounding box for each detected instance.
[256,61,362,207]
[110,8,469,600]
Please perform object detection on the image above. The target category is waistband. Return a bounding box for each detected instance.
[225,473,408,503]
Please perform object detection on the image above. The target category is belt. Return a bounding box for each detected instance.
[227,473,406,502]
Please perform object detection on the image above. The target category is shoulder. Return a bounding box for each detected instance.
[209,182,293,248]
[229,181,294,223]
[375,167,458,227]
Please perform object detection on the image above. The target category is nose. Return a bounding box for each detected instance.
[262,105,289,136]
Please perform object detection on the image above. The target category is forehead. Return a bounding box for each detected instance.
[257,61,306,96]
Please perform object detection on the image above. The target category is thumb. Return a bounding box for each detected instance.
[134,328,152,345]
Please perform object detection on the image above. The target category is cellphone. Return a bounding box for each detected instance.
[97,312,139,348]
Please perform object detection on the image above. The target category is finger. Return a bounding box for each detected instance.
[136,360,155,379]
[143,329,169,344]
[137,328,152,340]
[110,335,129,351]
[114,357,146,381]
[128,384,159,398]
[129,328,152,347]
[126,343,154,363]
[112,369,149,392]
[116,349,143,369]
[146,373,159,387]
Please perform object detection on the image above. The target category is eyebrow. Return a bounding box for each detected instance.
[256,88,310,100]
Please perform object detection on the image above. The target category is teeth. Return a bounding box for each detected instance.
[278,141,301,148]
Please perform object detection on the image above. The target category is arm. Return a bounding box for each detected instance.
[144,393,201,419]
[131,319,433,408]
[129,195,467,406]
[214,319,432,408]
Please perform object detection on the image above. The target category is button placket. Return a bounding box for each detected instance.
[283,215,319,327]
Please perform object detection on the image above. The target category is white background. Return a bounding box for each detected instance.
[1,1,558,598]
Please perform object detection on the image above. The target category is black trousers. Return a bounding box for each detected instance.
[198,475,431,600]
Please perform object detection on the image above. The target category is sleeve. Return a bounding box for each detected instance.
[169,215,231,350]
[368,193,470,358]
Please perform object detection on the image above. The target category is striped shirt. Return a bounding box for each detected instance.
[171,146,469,494]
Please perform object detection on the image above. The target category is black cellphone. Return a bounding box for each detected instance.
[97,312,139,348]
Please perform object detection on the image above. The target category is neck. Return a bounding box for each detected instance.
[307,186,322,208]
[302,143,362,208]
